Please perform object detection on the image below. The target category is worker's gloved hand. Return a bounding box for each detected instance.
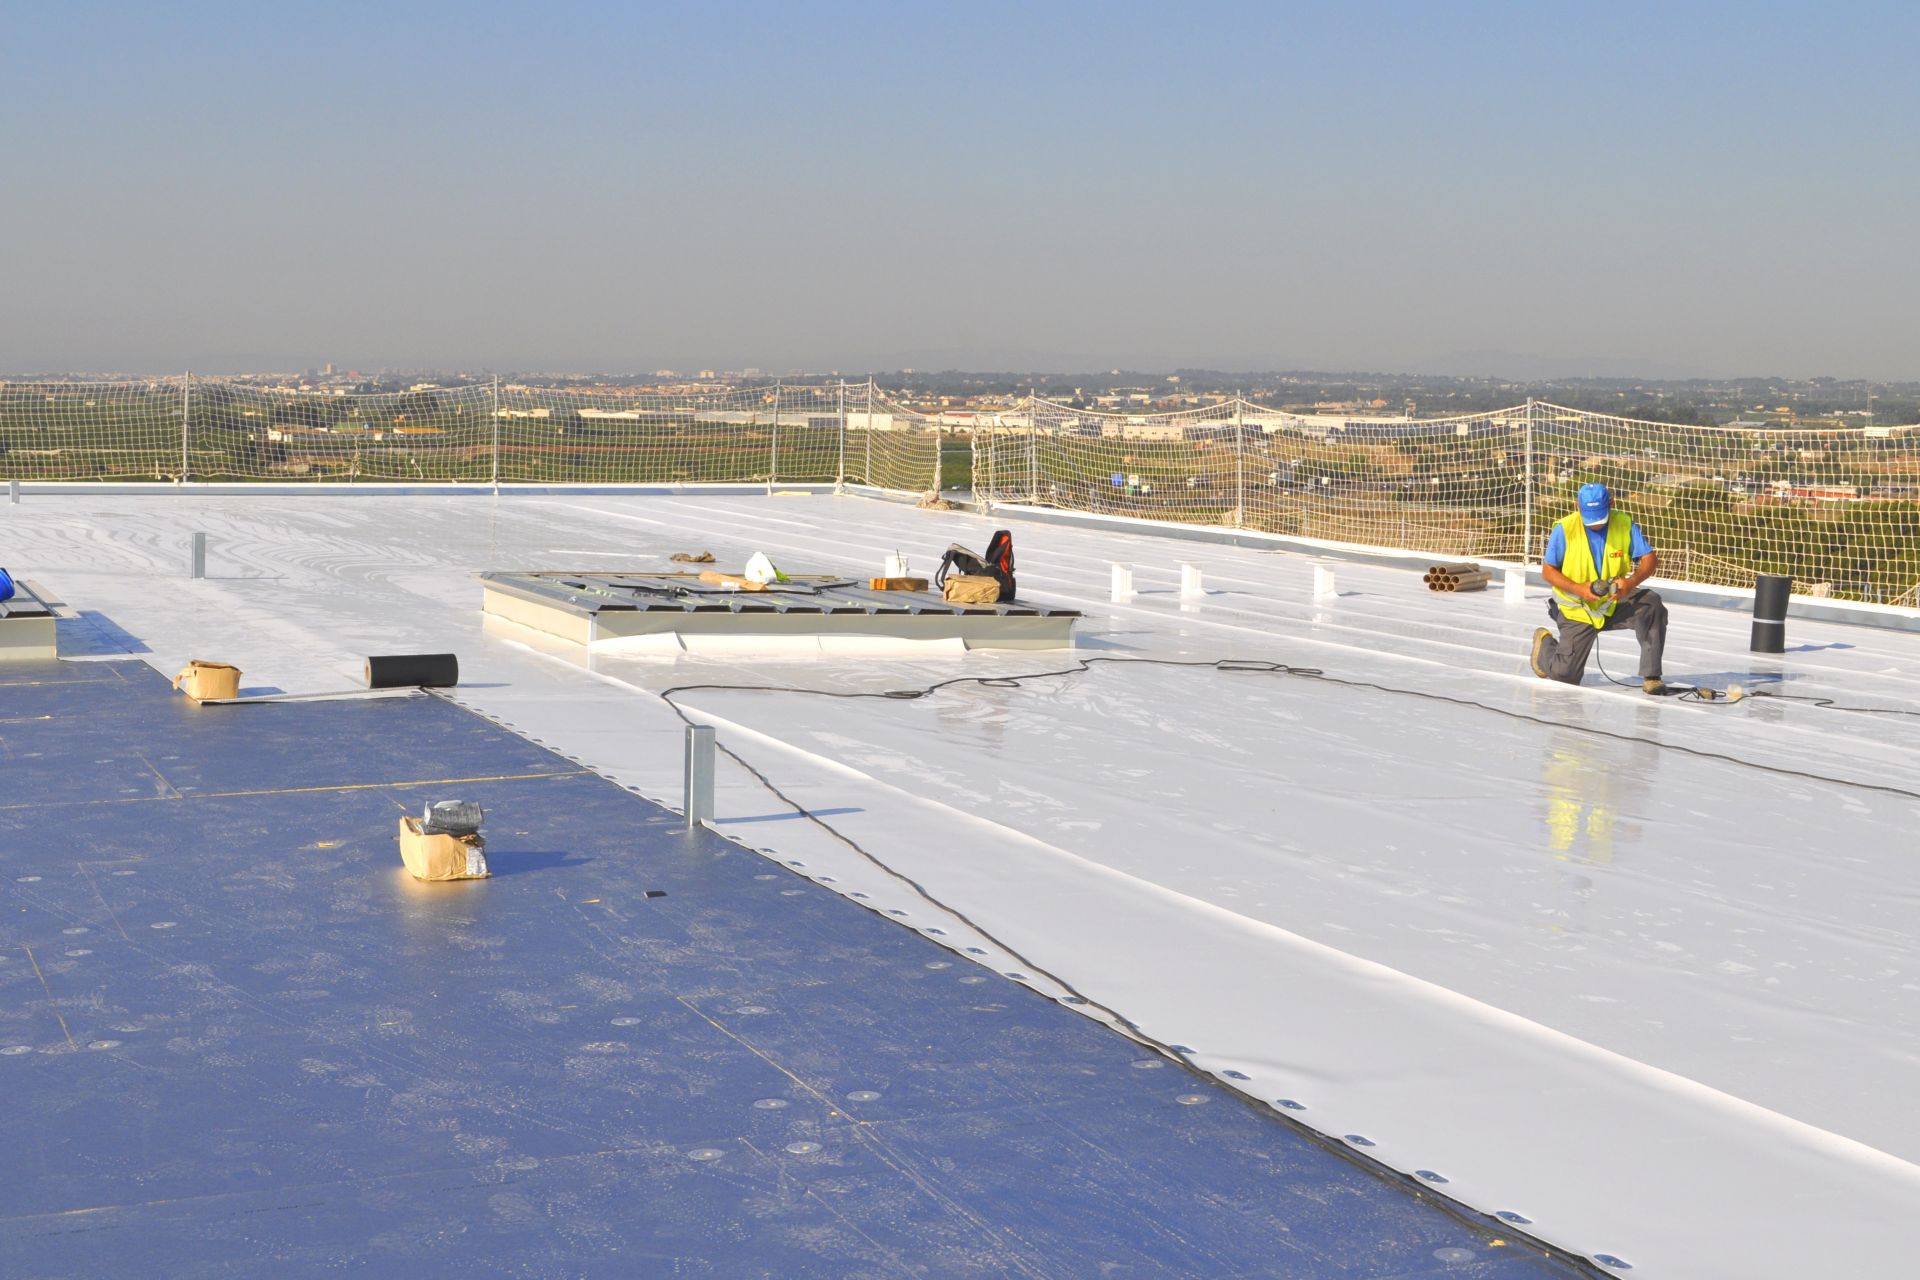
[1588,578,1616,600]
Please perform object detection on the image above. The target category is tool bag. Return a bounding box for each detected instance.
[934,530,1016,602]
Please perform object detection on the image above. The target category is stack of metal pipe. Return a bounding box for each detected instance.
[1424,562,1491,592]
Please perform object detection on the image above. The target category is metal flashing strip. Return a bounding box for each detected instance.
[3,481,847,498]
[477,571,1081,652]
[0,585,55,621]
[480,571,1079,618]
[0,581,59,662]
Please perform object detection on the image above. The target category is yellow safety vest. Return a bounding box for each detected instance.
[1552,511,1636,628]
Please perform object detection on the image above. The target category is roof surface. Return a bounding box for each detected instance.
[0,659,1573,1278]
[4,489,1917,1277]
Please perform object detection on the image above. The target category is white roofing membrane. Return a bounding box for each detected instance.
[8,490,1917,1277]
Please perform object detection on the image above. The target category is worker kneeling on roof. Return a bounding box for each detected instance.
[1529,482,1669,694]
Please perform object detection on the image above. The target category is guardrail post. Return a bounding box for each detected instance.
[189,531,207,579]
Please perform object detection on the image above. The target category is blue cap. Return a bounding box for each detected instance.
[1577,482,1612,527]
[0,567,13,603]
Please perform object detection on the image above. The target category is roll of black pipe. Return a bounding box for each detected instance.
[365,653,459,689]
[1750,574,1790,654]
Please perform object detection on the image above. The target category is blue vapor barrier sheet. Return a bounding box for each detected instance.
[0,661,1591,1279]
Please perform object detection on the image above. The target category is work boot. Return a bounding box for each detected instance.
[1529,628,1553,679]
[1642,677,1668,696]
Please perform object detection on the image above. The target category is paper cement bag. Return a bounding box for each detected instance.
[942,574,1003,605]
[173,660,241,702]
[397,816,490,881]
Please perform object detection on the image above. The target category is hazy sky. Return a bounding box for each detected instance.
[4,2,1916,378]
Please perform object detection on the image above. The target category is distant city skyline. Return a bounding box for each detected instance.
[5,353,1913,385]
[6,3,1918,379]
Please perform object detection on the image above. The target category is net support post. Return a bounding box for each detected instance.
[1233,397,1246,528]
[1521,398,1536,565]
[8,479,18,505]
[1751,573,1790,654]
[1028,390,1039,505]
[977,425,992,512]
[489,374,501,491]
[768,382,780,492]
[180,371,192,484]
[189,532,207,580]
[683,724,716,830]
[835,380,847,494]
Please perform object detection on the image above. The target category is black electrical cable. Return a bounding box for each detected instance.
[658,649,1920,1274]
[1740,687,1920,718]
[659,677,1161,1044]
[1592,644,1920,720]
[666,655,1920,804]
[1589,648,1724,703]
[655,664,1609,1274]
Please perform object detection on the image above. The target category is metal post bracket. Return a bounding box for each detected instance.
[684,724,716,829]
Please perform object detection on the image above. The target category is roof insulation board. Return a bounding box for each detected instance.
[1,489,1917,1277]
[0,659,1576,1279]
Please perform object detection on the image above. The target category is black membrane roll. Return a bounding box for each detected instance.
[365,653,459,688]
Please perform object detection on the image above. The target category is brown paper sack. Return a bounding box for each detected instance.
[173,660,241,702]
[397,816,490,881]
[942,574,1003,605]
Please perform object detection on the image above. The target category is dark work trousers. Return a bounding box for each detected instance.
[1538,589,1668,684]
